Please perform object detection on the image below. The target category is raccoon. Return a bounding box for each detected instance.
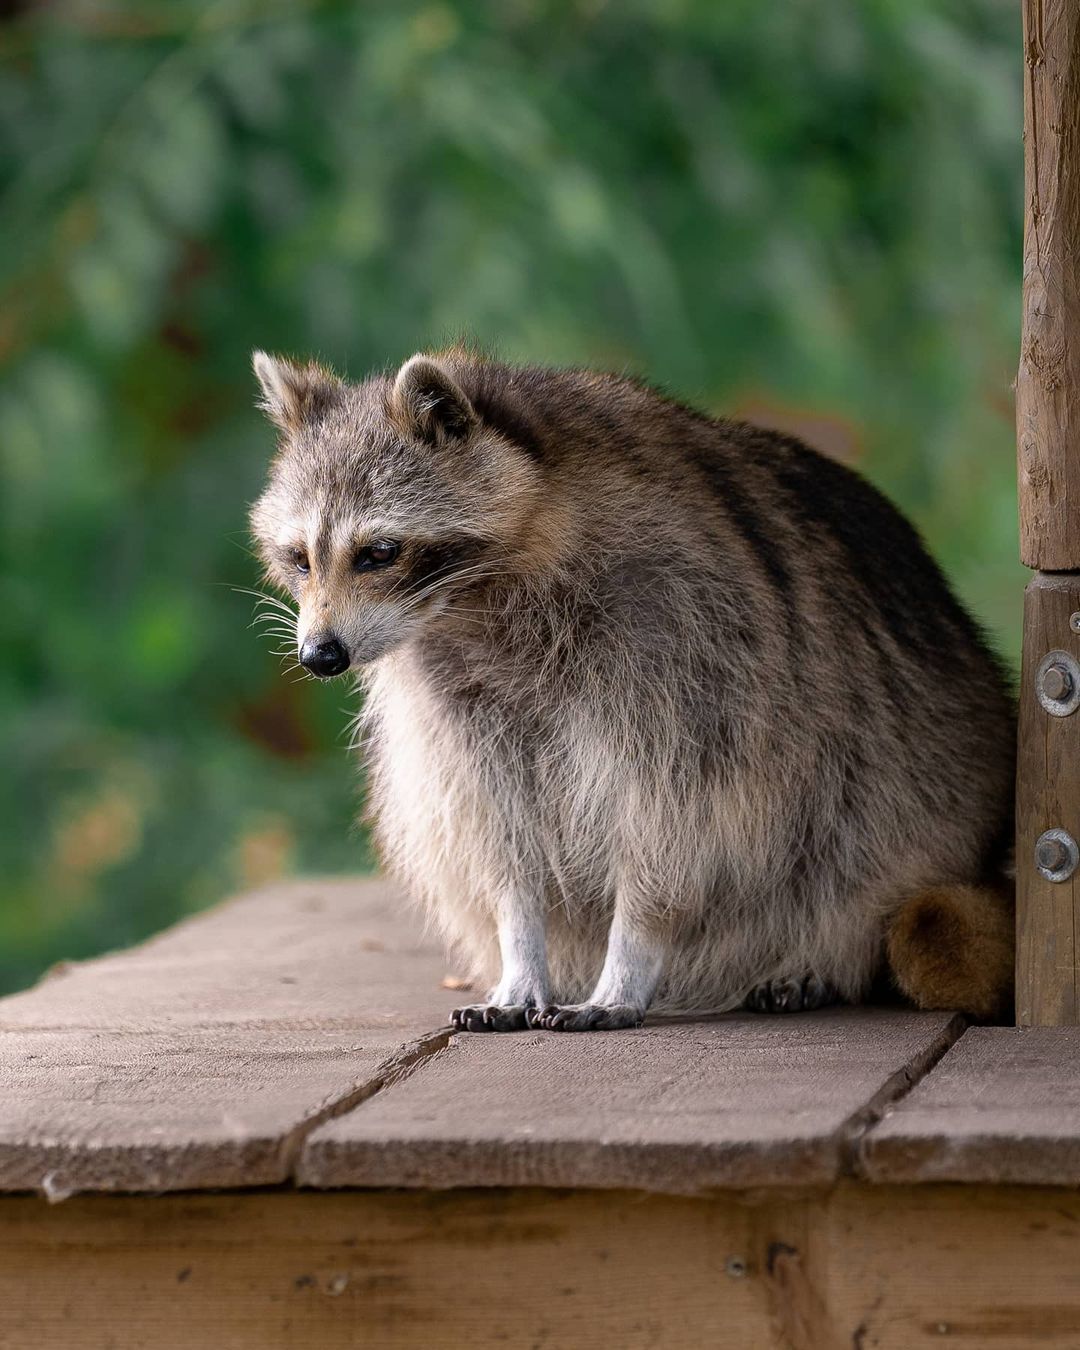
[250,347,1016,1031]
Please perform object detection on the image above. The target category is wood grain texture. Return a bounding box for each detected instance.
[820,1184,1080,1349]
[861,1025,1080,1184]
[1017,0,1080,568]
[0,878,460,1194]
[0,1190,767,1350]
[3,1184,1080,1349]
[299,1008,962,1193]
[0,870,970,1199]
[1016,573,1080,1025]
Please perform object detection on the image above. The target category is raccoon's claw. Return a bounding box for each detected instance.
[744,973,838,1014]
[450,1004,531,1033]
[525,1002,644,1032]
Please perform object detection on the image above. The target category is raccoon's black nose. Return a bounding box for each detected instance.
[300,636,350,678]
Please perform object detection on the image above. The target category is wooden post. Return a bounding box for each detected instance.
[1016,1,1080,1024]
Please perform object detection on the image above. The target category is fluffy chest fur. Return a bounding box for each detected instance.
[360,579,807,992]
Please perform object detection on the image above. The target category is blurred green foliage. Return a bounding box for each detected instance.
[0,0,1023,991]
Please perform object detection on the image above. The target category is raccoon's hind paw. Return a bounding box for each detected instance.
[886,883,1014,1021]
[450,1004,532,1033]
[525,1002,644,1032]
[744,973,838,1014]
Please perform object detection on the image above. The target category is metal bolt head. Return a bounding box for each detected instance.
[1040,664,1073,702]
[1071,612,1080,634]
[1036,836,1068,872]
[1035,828,1080,882]
[1036,651,1080,716]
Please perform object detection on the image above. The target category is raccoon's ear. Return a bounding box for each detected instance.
[391,354,476,445]
[252,351,340,434]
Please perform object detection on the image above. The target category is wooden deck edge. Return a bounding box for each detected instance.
[859,1131,1080,1188]
[1,1181,1078,1349]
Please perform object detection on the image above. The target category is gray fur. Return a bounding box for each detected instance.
[251,348,1015,1029]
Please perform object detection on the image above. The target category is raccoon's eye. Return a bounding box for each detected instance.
[290,548,310,573]
[354,540,400,572]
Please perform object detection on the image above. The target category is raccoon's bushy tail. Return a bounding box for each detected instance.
[885,883,1014,1021]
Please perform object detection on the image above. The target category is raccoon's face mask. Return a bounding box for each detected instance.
[248,351,542,675]
[286,526,495,678]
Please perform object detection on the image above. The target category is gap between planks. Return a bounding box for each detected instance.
[275,1026,454,1180]
[839,1011,967,1178]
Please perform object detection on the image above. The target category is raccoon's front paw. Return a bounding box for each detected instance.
[525,1002,644,1032]
[744,974,838,1014]
[450,1003,532,1033]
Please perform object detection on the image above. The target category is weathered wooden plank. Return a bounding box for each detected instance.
[299,1008,962,1193]
[0,871,969,1199]
[1017,0,1080,569]
[0,1028,445,1196]
[2,1184,1079,1350]
[860,1025,1080,1184]
[1016,572,1080,1025]
[0,878,460,1194]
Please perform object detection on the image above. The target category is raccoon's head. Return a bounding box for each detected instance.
[249,350,546,677]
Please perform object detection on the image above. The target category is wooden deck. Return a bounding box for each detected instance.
[2,878,1079,1348]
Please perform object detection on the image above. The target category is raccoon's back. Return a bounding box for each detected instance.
[482,359,1007,696]
[681,417,1014,866]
